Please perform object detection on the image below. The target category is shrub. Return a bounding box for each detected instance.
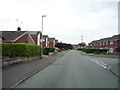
[43,47,55,55]
[78,48,108,54]
[85,48,108,53]
[1,43,41,57]
[49,47,55,52]
[43,47,49,55]
[77,48,85,52]
[58,50,62,52]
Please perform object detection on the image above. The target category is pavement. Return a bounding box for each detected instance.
[79,51,120,78]
[2,51,66,88]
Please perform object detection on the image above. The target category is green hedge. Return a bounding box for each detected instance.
[43,47,55,55]
[49,47,55,52]
[43,47,49,55]
[85,48,108,54]
[78,48,108,54]
[1,43,41,57]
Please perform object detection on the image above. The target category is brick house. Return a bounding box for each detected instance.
[2,31,36,45]
[28,31,42,45]
[55,39,58,44]
[42,35,49,47]
[48,38,56,47]
[88,34,120,53]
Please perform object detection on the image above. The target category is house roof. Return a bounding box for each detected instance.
[49,38,55,41]
[43,35,48,37]
[28,31,41,36]
[89,34,120,44]
[43,35,48,38]
[2,31,27,42]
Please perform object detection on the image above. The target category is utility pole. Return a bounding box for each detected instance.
[40,15,47,59]
[81,35,83,43]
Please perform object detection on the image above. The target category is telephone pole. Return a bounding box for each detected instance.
[81,35,83,43]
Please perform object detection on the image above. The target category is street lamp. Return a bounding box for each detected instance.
[40,15,47,59]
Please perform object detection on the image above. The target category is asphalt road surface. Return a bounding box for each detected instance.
[16,50,118,88]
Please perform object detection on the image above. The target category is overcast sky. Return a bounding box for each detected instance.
[0,0,119,44]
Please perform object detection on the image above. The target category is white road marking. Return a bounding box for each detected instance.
[90,59,107,69]
[94,59,106,66]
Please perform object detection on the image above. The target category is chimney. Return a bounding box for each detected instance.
[17,26,21,31]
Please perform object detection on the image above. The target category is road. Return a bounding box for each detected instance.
[16,50,118,88]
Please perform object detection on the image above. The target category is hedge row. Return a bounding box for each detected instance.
[78,48,108,54]
[1,43,41,57]
[43,47,55,55]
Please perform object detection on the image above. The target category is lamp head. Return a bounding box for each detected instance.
[42,15,46,17]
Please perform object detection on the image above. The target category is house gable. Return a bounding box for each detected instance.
[28,31,42,45]
[2,31,36,45]
[14,33,36,45]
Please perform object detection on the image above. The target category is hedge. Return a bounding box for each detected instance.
[43,47,55,55]
[49,47,55,52]
[43,47,49,55]
[1,43,41,57]
[85,48,108,53]
[78,48,108,54]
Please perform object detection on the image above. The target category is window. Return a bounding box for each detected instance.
[109,48,113,53]
[42,38,45,41]
[110,41,113,45]
[104,42,106,45]
[108,41,110,45]
[99,42,101,45]
[113,41,116,44]
[117,40,119,44]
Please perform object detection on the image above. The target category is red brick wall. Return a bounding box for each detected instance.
[42,37,49,47]
[32,36,37,45]
[48,41,55,47]
[49,41,53,47]
[14,33,35,45]
[42,41,46,47]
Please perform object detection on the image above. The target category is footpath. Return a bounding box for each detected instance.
[79,51,120,78]
[2,51,66,88]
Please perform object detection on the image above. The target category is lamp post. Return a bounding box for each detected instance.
[40,15,46,59]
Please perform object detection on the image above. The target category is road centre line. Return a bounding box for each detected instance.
[93,59,107,66]
[90,59,107,69]
[83,56,108,69]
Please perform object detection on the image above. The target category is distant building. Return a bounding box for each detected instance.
[42,35,49,47]
[2,31,36,45]
[88,34,120,53]
[55,39,58,44]
[72,44,80,49]
[48,38,56,47]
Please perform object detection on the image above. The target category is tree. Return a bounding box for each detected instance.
[55,43,73,50]
[78,42,86,48]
